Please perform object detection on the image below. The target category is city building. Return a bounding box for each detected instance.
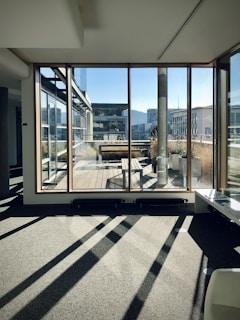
[172,106,213,139]
[92,103,128,140]
[229,105,240,141]
[147,108,157,124]
[131,123,152,140]
[132,108,180,139]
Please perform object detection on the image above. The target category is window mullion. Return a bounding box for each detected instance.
[187,66,192,191]
[67,66,73,191]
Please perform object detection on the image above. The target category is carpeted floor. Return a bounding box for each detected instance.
[1,196,240,320]
[0,173,240,319]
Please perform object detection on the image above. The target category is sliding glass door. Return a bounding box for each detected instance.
[130,67,189,190]
[130,67,157,190]
[191,67,213,189]
[72,67,128,191]
[168,68,188,189]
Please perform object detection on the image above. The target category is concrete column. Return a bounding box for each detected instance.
[157,68,168,185]
[0,87,9,198]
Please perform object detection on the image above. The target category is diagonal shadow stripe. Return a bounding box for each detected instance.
[0,216,114,308]
[9,182,23,194]
[190,253,206,319]
[0,216,46,240]
[10,215,141,320]
[122,214,186,320]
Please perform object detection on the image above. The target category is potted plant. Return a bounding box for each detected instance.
[179,147,201,187]
[169,149,182,170]
[149,137,158,173]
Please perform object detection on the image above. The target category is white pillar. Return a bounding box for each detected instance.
[157,68,168,185]
[0,87,9,198]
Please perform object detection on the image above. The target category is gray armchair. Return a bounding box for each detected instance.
[204,268,240,320]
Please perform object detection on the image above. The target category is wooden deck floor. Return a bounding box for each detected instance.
[55,160,152,190]
[54,159,210,191]
[72,161,145,190]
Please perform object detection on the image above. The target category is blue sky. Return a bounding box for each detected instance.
[84,67,213,112]
[231,53,240,105]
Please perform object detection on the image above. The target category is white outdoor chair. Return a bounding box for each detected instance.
[204,268,240,320]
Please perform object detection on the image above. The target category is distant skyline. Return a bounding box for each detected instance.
[82,67,213,112]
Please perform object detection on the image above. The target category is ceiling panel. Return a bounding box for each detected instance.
[0,0,83,48]
[11,0,205,63]
[158,0,240,63]
[0,0,239,81]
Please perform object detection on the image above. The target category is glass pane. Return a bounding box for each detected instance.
[130,67,188,190]
[191,67,213,189]
[40,67,67,190]
[168,68,188,189]
[72,67,128,191]
[130,67,157,190]
[228,53,240,189]
[37,65,213,193]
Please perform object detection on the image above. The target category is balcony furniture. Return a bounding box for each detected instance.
[195,189,240,226]
[121,158,143,188]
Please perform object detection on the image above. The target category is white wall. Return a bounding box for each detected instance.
[22,66,36,204]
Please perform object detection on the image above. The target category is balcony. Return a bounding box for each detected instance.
[46,139,214,191]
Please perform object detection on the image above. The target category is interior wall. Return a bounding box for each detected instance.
[22,66,35,204]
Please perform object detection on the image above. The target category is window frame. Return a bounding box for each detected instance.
[35,63,214,193]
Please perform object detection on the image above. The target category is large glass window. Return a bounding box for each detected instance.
[218,49,240,201]
[216,47,240,203]
[72,67,128,191]
[228,53,240,190]
[168,68,188,189]
[191,67,213,189]
[39,67,67,190]
[130,67,157,190]
[36,64,214,193]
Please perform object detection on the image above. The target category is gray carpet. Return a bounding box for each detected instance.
[1,195,240,319]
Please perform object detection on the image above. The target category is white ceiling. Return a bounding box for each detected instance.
[0,0,239,99]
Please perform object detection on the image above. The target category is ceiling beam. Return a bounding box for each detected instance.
[157,0,206,61]
[0,49,29,79]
